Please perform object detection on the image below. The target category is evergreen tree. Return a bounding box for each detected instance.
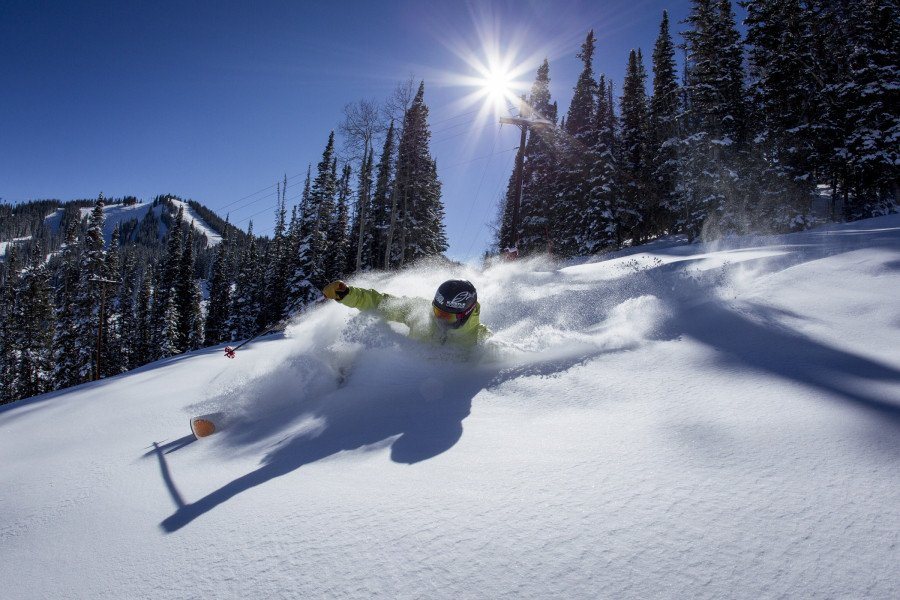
[204,224,232,345]
[99,226,122,377]
[620,48,651,244]
[0,247,22,403]
[232,222,264,339]
[264,176,291,322]
[555,32,599,256]
[648,10,681,236]
[75,197,107,381]
[176,225,204,351]
[348,145,375,273]
[390,82,447,265]
[135,267,154,366]
[585,77,623,251]
[518,60,559,255]
[291,132,337,305]
[18,244,56,398]
[116,249,139,372]
[153,206,184,357]
[326,164,352,281]
[53,219,83,389]
[835,0,900,219]
[370,121,396,269]
[677,0,748,239]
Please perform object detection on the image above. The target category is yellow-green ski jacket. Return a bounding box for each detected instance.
[338,286,491,347]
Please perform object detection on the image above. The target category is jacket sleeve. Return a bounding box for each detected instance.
[338,287,417,325]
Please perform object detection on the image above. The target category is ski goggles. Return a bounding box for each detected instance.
[432,302,475,325]
[433,305,461,322]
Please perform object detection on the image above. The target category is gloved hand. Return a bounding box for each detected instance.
[323,280,350,301]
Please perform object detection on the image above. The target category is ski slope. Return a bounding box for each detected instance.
[77,200,222,246]
[2,216,899,599]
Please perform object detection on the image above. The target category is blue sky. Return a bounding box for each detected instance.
[1,0,698,261]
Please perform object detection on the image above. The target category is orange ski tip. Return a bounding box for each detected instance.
[191,418,216,439]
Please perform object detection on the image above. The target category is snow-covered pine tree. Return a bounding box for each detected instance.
[52,219,83,389]
[290,133,337,306]
[0,246,22,403]
[116,248,139,372]
[263,176,291,323]
[153,205,184,358]
[176,224,204,352]
[743,0,825,230]
[834,0,900,219]
[585,76,622,251]
[390,82,447,265]
[370,121,396,269]
[648,10,681,237]
[325,164,352,282]
[677,0,748,240]
[619,48,651,244]
[204,222,232,345]
[518,60,560,255]
[554,31,599,257]
[18,243,56,398]
[348,144,374,273]
[134,266,154,366]
[232,222,264,338]
[99,226,122,378]
[75,197,108,381]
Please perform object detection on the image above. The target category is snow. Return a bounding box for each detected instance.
[0,236,32,257]
[78,200,221,247]
[168,198,222,246]
[2,215,899,599]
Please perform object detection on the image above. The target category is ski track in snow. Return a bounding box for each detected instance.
[1,215,899,599]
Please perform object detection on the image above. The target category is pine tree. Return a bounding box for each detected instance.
[326,164,352,281]
[53,219,83,389]
[585,76,622,251]
[0,246,22,403]
[518,60,560,255]
[648,10,681,236]
[677,0,748,239]
[18,244,56,398]
[264,176,291,322]
[75,197,107,381]
[390,82,447,265]
[204,224,232,345]
[370,121,396,269]
[153,206,184,357]
[135,267,154,366]
[348,145,375,273]
[291,133,337,305]
[620,48,651,244]
[232,222,264,339]
[835,0,900,219]
[176,225,204,351]
[99,226,122,378]
[116,249,139,372]
[554,32,600,256]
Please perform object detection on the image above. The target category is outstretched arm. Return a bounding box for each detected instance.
[323,281,415,324]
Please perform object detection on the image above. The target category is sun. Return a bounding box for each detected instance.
[479,67,516,110]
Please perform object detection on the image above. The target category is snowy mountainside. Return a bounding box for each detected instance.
[76,200,221,246]
[1,216,899,599]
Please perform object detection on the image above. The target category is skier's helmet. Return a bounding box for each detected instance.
[432,279,477,329]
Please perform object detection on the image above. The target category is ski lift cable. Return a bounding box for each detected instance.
[464,147,516,260]
[457,124,501,251]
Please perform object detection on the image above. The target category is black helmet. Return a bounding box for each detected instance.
[432,279,477,328]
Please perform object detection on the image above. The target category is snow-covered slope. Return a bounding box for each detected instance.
[2,216,899,599]
[78,200,221,246]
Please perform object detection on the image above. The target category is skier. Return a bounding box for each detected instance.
[322,279,491,346]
